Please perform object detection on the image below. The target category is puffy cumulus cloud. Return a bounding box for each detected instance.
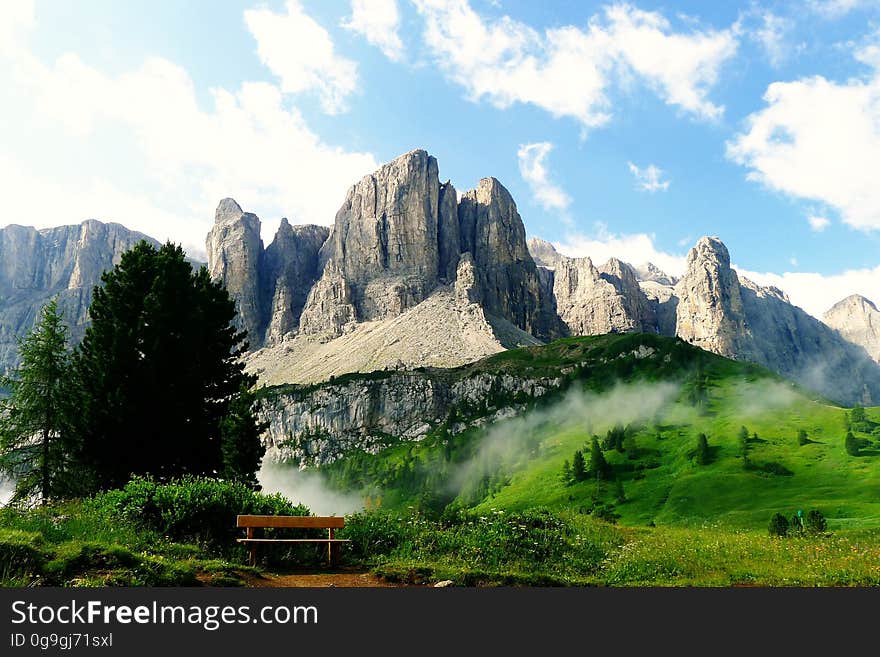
[412,0,738,130]
[727,45,880,231]
[0,4,377,256]
[735,264,880,319]
[553,224,687,276]
[627,162,670,192]
[517,142,571,213]
[342,0,404,61]
[244,0,358,114]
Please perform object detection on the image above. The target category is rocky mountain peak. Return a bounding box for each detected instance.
[527,237,561,268]
[214,197,244,222]
[206,198,264,345]
[824,294,880,363]
[675,236,750,359]
[635,262,676,286]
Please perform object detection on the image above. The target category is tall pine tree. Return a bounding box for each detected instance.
[0,299,76,505]
[73,241,263,490]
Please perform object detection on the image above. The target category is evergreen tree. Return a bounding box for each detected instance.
[851,405,866,424]
[738,426,750,460]
[614,478,626,503]
[572,450,586,482]
[72,241,263,490]
[220,384,268,489]
[623,434,638,460]
[560,459,572,485]
[588,437,611,481]
[845,431,860,457]
[0,299,76,505]
[804,509,827,535]
[768,513,789,537]
[695,433,711,465]
[797,429,809,446]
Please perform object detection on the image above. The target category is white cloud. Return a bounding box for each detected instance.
[0,0,34,53]
[244,0,358,114]
[808,215,831,231]
[627,162,670,192]
[736,265,880,319]
[727,48,880,231]
[517,142,571,213]
[808,0,880,17]
[342,0,404,61]
[553,224,687,276]
[0,3,377,257]
[413,0,738,130]
[749,11,796,68]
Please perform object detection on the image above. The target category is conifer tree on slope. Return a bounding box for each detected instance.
[74,241,264,490]
[0,299,76,505]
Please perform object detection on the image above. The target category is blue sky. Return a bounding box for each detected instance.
[1,0,880,317]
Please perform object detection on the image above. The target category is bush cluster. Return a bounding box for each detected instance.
[88,476,309,549]
[768,509,827,537]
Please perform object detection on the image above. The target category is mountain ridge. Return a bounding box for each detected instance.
[1,148,878,406]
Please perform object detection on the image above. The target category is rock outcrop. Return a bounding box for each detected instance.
[823,295,880,364]
[206,199,264,345]
[0,220,157,372]
[674,237,753,359]
[458,179,560,340]
[262,221,329,344]
[299,150,443,333]
[258,368,563,465]
[671,237,880,405]
[294,151,560,342]
[528,238,651,336]
[206,199,330,347]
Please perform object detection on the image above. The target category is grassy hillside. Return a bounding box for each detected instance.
[313,334,880,532]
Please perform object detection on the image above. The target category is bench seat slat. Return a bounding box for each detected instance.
[236,538,351,543]
[237,515,345,529]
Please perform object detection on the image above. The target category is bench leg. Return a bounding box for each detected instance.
[247,527,257,567]
[328,528,339,567]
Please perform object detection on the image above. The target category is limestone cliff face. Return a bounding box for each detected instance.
[258,370,562,465]
[458,179,560,341]
[671,237,880,405]
[297,151,560,341]
[824,295,880,363]
[262,221,329,344]
[206,199,264,346]
[206,199,329,347]
[528,238,651,336]
[301,150,442,332]
[0,220,157,372]
[674,237,752,359]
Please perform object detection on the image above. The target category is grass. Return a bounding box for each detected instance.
[0,498,256,587]
[341,507,880,587]
[309,335,880,533]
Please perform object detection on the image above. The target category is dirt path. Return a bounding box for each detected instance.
[241,569,410,587]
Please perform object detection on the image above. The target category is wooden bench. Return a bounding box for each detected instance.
[236,515,350,567]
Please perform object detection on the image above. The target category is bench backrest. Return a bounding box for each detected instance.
[237,515,345,529]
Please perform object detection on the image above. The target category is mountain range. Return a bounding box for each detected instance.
[0,148,877,405]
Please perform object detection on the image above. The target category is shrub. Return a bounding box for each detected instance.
[695,434,710,465]
[0,529,45,581]
[88,476,309,550]
[768,513,789,537]
[805,510,827,535]
[845,431,860,456]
